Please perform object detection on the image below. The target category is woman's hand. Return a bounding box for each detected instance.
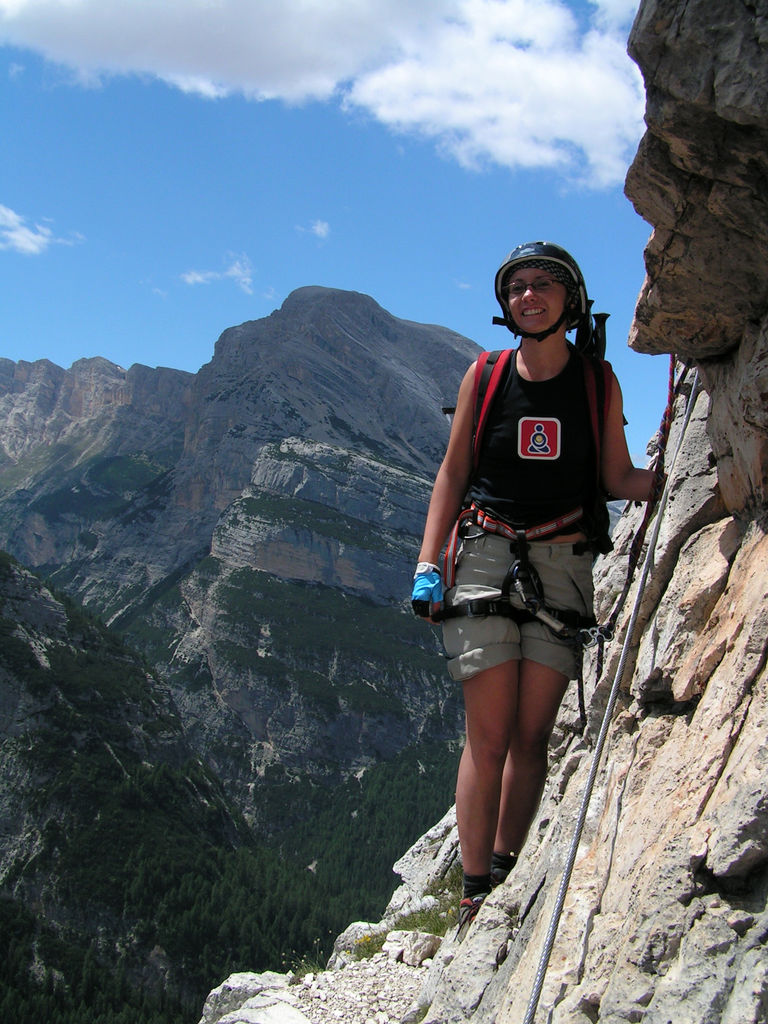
[411,565,443,619]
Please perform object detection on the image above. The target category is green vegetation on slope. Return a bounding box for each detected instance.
[0,555,460,1023]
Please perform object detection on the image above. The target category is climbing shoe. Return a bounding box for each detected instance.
[455,894,487,942]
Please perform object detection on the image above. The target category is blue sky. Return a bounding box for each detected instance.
[1,0,667,459]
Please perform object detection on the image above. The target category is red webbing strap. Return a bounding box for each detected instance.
[442,507,475,589]
[472,349,514,471]
[580,353,613,481]
[474,504,584,542]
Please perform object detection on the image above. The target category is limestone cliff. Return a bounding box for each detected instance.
[625,0,768,520]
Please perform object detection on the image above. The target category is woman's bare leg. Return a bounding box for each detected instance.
[494,659,568,858]
[456,660,519,877]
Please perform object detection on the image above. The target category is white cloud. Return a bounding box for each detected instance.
[181,254,253,294]
[0,203,81,254]
[589,0,640,31]
[223,256,253,293]
[180,269,217,287]
[346,0,644,187]
[295,220,331,240]
[0,0,455,99]
[0,0,644,186]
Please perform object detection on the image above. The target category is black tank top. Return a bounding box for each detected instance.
[471,350,595,528]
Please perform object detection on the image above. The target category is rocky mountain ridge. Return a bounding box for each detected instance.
[0,287,473,614]
[0,287,477,838]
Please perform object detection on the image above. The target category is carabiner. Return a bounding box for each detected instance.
[579,624,613,649]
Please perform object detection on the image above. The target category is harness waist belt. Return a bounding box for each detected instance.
[474,504,584,543]
[438,596,595,632]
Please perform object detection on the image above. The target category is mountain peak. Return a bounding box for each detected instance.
[279,284,382,310]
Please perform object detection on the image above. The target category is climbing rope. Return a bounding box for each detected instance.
[521,358,701,1024]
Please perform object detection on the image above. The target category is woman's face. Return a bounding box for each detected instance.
[504,267,568,336]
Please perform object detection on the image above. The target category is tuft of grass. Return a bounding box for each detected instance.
[351,859,464,961]
[288,939,329,979]
[351,932,387,961]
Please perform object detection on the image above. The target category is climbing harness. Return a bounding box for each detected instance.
[436,501,611,731]
[440,502,587,590]
[438,507,601,634]
[520,357,700,1024]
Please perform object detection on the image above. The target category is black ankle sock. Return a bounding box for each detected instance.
[491,851,518,876]
[463,872,492,900]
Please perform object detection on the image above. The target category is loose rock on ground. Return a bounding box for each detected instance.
[199,945,434,1024]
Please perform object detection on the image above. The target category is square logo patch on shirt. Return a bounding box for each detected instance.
[518,417,561,460]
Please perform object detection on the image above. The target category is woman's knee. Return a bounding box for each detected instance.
[465,726,511,772]
[510,727,551,764]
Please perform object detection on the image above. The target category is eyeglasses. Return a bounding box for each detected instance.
[506,276,558,299]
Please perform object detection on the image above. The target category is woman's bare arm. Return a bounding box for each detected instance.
[600,372,656,502]
[417,363,477,564]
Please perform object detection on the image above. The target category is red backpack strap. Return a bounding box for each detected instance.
[580,353,613,480]
[472,349,513,471]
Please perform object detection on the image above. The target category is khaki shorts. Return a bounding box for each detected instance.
[441,529,594,683]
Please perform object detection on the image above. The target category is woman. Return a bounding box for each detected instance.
[411,241,654,937]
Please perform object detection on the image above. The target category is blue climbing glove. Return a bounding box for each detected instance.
[411,563,443,618]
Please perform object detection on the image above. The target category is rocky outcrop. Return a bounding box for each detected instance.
[174,286,474,524]
[0,356,192,485]
[625,0,768,519]
[0,356,192,571]
[212,437,428,601]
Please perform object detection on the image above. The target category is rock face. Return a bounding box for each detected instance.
[199,2,768,1021]
[625,0,768,519]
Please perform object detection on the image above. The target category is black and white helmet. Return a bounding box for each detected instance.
[494,241,590,338]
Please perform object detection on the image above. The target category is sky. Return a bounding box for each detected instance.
[0,0,668,459]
